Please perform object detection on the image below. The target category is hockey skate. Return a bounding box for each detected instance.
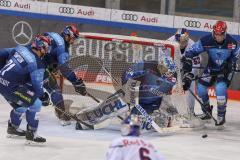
[215,115,225,130]
[198,104,213,122]
[25,125,46,145]
[6,121,26,138]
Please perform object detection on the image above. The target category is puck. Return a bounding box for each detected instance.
[202,134,208,138]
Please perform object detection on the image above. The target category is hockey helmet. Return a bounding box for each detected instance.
[212,21,227,43]
[175,28,189,49]
[213,21,227,35]
[158,56,176,78]
[31,35,51,55]
[121,114,141,136]
[62,25,80,39]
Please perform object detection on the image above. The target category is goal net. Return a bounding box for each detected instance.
[60,32,188,118]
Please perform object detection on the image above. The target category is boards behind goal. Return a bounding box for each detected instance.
[60,32,189,117]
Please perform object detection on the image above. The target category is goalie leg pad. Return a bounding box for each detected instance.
[76,91,128,126]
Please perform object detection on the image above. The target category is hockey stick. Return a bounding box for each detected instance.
[93,58,179,134]
[54,105,94,129]
[86,92,100,103]
[188,89,218,124]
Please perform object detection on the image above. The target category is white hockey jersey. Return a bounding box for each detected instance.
[167,36,201,114]
[167,36,201,71]
[106,136,165,160]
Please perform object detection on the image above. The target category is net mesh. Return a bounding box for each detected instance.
[60,32,188,116]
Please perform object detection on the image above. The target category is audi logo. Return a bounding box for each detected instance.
[58,7,74,14]
[184,20,201,28]
[122,13,138,21]
[0,0,11,7]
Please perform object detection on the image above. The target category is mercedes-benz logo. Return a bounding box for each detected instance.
[12,21,33,45]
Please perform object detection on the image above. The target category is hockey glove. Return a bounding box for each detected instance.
[182,73,194,91]
[181,56,193,74]
[39,92,50,106]
[73,79,87,96]
[222,61,236,75]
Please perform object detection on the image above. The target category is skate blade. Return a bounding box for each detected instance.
[6,134,25,139]
[25,140,46,146]
[216,125,225,130]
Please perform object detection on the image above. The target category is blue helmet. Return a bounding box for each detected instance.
[121,114,141,136]
[61,25,80,39]
[175,28,189,42]
[31,35,51,54]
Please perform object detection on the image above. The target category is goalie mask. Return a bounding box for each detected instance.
[157,56,176,78]
[121,114,141,136]
[175,28,189,49]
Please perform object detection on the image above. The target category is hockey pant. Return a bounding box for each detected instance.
[0,84,42,130]
[198,71,228,118]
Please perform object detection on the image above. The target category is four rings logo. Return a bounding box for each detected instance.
[58,7,74,14]
[184,20,201,28]
[0,0,11,7]
[122,13,138,21]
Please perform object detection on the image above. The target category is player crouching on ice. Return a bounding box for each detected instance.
[182,21,240,127]
[75,55,189,132]
[42,25,87,126]
[106,114,165,160]
[0,35,51,143]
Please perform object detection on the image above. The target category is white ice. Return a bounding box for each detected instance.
[0,94,240,160]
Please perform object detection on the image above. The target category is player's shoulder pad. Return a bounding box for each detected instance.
[225,34,238,45]
[45,32,65,47]
[199,33,214,47]
[15,45,35,64]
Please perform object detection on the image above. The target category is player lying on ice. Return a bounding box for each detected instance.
[42,25,87,126]
[74,55,194,132]
[106,114,165,160]
[182,20,240,128]
[0,35,51,144]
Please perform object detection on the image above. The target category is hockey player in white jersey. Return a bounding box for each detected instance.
[106,114,165,160]
[167,28,201,117]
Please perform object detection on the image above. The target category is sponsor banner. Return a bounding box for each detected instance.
[47,2,111,21]
[111,9,174,28]
[0,0,47,14]
[208,88,240,101]
[174,16,239,35]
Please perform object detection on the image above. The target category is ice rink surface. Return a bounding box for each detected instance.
[0,94,240,160]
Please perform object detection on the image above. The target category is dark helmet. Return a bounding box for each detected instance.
[61,25,80,39]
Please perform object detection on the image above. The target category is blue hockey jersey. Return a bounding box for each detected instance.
[185,34,240,72]
[0,46,45,97]
[122,61,176,104]
[43,32,78,83]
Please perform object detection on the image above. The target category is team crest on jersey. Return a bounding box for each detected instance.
[227,43,236,50]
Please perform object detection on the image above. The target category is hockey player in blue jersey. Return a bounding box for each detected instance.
[122,56,177,114]
[43,25,87,125]
[182,21,240,126]
[0,35,51,143]
[121,56,182,128]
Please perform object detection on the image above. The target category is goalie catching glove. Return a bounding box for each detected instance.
[73,79,87,96]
